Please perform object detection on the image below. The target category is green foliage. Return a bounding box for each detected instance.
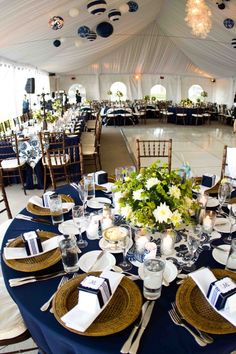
[200,91,208,97]
[180,98,193,106]
[144,95,150,101]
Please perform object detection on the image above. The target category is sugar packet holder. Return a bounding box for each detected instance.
[207,277,236,313]
[22,231,43,256]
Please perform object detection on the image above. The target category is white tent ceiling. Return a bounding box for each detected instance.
[0,0,236,78]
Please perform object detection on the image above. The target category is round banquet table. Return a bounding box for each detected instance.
[1,185,236,354]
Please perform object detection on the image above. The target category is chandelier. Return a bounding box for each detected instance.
[185,0,212,38]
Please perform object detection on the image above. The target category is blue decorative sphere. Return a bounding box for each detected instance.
[127,1,139,13]
[87,31,97,41]
[224,18,234,29]
[78,26,91,38]
[49,16,64,30]
[96,22,113,38]
[53,40,61,47]
[231,38,236,48]
[87,0,107,15]
[108,9,122,21]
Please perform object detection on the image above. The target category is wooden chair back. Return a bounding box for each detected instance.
[0,168,12,219]
[136,139,172,171]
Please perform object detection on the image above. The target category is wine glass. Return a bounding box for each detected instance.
[117,224,133,271]
[182,226,201,272]
[224,204,236,244]
[77,183,87,214]
[72,205,88,248]
[218,183,230,214]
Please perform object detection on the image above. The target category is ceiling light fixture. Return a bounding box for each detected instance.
[185,0,212,38]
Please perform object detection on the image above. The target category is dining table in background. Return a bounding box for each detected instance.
[1,184,236,354]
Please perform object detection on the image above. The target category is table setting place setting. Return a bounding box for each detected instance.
[2,163,236,354]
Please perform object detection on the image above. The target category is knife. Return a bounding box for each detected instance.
[129,301,155,354]
[87,250,106,272]
[9,271,66,287]
[16,214,52,225]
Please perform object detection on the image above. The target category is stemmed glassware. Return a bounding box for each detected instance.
[218,183,231,214]
[182,225,201,272]
[72,205,88,248]
[224,204,236,244]
[77,183,88,215]
[117,224,133,271]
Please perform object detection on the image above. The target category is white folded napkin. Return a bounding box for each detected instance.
[4,235,64,260]
[190,268,236,326]
[99,182,114,193]
[61,270,124,332]
[28,196,74,212]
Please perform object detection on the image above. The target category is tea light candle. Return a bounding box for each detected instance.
[160,230,176,256]
[203,215,213,233]
[135,235,150,253]
[144,242,157,259]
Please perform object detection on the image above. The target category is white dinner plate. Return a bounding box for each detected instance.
[78,250,116,272]
[212,245,230,265]
[58,219,88,235]
[214,218,232,233]
[138,260,178,284]
[98,237,133,254]
[207,197,219,208]
[87,197,111,209]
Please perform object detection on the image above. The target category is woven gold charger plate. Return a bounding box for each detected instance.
[26,194,74,216]
[4,231,61,272]
[176,268,236,334]
[53,272,142,336]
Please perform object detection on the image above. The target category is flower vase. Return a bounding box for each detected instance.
[160,229,176,256]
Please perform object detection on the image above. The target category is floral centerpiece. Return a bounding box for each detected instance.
[113,162,197,232]
[200,90,208,98]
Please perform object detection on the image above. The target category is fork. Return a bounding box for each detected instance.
[168,309,207,346]
[171,302,214,344]
[40,276,68,312]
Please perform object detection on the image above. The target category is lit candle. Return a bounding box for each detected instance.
[161,230,176,256]
[135,235,150,253]
[203,215,213,233]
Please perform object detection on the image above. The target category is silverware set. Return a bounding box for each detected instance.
[9,271,66,287]
[168,302,214,346]
[40,276,68,312]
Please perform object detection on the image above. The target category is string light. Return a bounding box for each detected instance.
[185,0,212,38]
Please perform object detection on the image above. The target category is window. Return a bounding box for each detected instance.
[110,82,127,102]
[150,85,166,100]
[68,84,86,104]
[188,84,203,103]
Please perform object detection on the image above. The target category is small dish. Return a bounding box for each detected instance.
[212,245,230,265]
[87,197,111,209]
[58,219,87,235]
[214,218,232,233]
[207,197,219,208]
[78,250,116,272]
[98,237,133,254]
[138,260,178,284]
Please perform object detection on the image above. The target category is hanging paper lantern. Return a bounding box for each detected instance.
[231,38,236,48]
[78,26,91,38]
[218,2,225,10]
[87,0,107,15]
[53,39,61,47]
[87,31,97,41]
[49,16,64,30]
[96,22,113,38]
[69,8,79,17]
[108,9,121,21]
[224,18,234,29]
[75,39,83,48]
[119,3,129,14]
[127,1,139,12]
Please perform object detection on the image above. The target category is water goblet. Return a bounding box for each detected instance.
[218,183,230,214]
[182,226,201,272]
[72,205,88,248]
[117,224,133,271]
[224,204,236,244]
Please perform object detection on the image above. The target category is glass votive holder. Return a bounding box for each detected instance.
[197,192,208,208]
[225,239,236,271]
[202,210,216,234]
[160,229,176,256]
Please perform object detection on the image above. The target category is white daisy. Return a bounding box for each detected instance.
[153,203,172,223]
[146,177,160,190]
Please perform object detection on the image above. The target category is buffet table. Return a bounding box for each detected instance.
[1,185,236,354]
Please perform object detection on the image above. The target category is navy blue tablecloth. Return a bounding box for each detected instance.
[168,107,204,125]
[1,185,236,354]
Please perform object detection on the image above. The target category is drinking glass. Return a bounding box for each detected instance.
[48,194,64,225]
[59,236,80,273]
[225,239,236,271]
[143,258,165,300]
[83,175,95,201]
[117,224,133,271]
[182,226,201,272]
[77,183,87,214]
[72,205,88,248]
[224,204,236,244]
[115,167,124,182]
[218,183,230,214]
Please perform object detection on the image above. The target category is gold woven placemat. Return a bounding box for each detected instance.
[26,194,74,216]
[3,231,61,272]
[53,272,142,336]
[176,268,236,334]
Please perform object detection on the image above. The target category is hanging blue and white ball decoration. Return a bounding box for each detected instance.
[231,38,236,48]
[49,16,64,30]
[78,26,91,38]
[53,39,61,47]
[224,18,234,29]
[87,31,97,41]
[127,1,139,13]
[108,9,122,21]
[96,21,114,38]
[87,0,107,15]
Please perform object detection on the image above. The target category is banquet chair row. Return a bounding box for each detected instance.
[136,138,172,172]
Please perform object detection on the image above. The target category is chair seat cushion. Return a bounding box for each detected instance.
[176,113,187,116]
[82,144,96,155]
[0,276,27,340]
[43,154,70,166]
[1,158,26,169]
[192,114,203,117]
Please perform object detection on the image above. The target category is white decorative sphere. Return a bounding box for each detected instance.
[75,39,83,48]
[69,8,79,17]
[119,3,129,14]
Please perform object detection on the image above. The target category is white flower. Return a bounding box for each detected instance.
[113,191,123,202]
[120,205,132,218]
[170,210,182,226]
[146,177,160,190]
[133,189,144,201]
[168,185,181,199]
[153,203,172,223]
